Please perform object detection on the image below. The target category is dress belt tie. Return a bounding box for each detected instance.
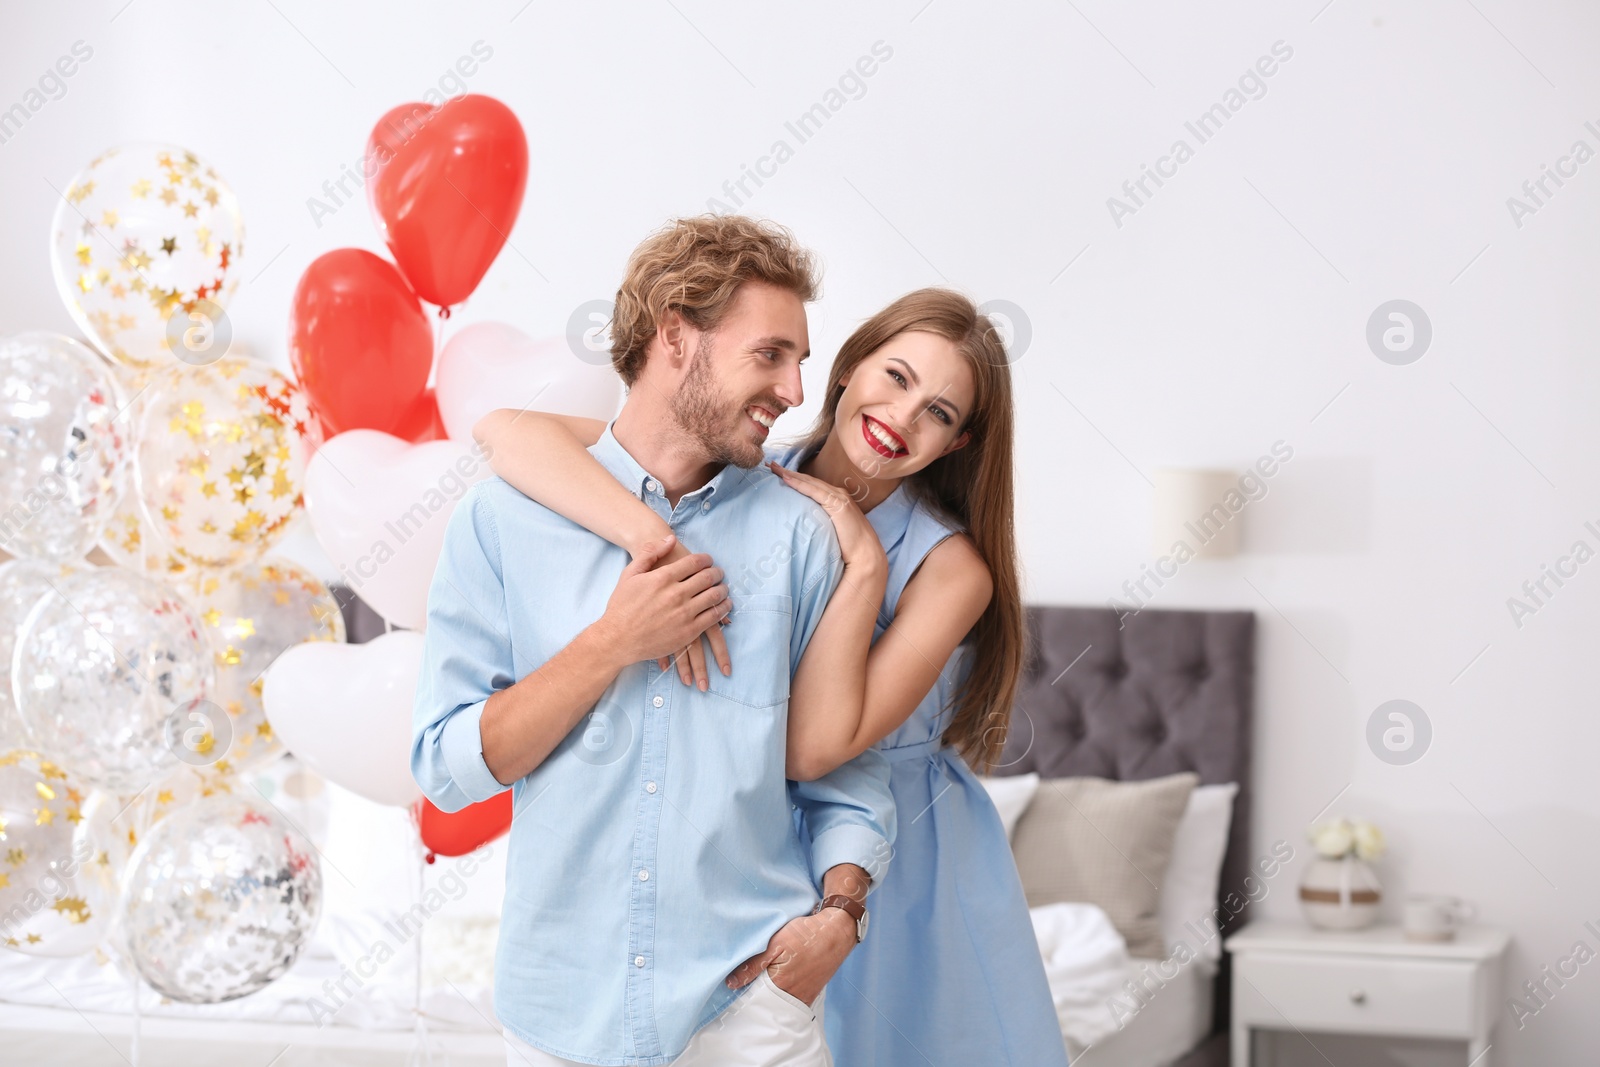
[880,737,946,763]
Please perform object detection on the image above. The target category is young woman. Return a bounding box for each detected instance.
[473,289,1069,1067]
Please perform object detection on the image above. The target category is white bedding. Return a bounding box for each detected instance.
[1029,901,1214,1067]
[1070,956,1213,1067]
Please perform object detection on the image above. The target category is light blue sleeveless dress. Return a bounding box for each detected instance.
[770,443,1071,1067]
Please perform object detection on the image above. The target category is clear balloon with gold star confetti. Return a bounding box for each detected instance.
[50,143,244,369]
[97,360,226,580]
[96,486,191,579]
[183,558,346,777]
[134,356,321,572]
[0,750,115,957]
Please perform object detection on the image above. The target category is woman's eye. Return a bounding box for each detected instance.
[931,406,952,425]
[888,370,905,385]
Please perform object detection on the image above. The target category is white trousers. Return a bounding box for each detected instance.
[503,969,832,1067]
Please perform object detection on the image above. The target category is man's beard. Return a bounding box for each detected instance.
[669,334,765,470]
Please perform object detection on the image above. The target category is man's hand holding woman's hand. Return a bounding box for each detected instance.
[594,535,732,665]
[621,533,733,690]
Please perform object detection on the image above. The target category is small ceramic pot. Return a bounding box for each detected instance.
[1299,854,1381,930]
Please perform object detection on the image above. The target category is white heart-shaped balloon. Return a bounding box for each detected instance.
[303,429,491,630]
[262,631,424,807]
[435,321,621,442]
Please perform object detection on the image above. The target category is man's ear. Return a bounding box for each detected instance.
[654,312,694,375]
[938,431,971,459]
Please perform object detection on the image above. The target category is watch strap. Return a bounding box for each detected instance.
[815,894,865,922]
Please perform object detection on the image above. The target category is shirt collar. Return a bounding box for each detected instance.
[591,420,762,509]
[591,420,653,497]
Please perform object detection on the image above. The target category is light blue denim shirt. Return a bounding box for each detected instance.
[411,421,896,1066]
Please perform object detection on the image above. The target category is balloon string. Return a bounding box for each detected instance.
[129,961,141,1066]
[412,832,431,1066]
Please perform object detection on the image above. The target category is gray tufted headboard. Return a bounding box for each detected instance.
[994,605,1255,1043]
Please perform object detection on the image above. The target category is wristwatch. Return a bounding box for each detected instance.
[811,894,868,944]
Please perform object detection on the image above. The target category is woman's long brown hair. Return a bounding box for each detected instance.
[794,288,1022,774]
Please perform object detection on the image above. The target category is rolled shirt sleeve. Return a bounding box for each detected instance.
[785,510,898,893]
[790,749,896,891]
[411,486,515,813]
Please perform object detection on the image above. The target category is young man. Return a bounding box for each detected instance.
[412,215,895,1067]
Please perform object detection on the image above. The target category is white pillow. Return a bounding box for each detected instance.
[1157,782,1238,969]
[978,771,1040,840]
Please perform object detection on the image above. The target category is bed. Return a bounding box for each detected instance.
[0,600,1253,1067]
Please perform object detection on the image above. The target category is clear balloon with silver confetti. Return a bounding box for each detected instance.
[0,559,78,752]
[117,793,321,1002]
[0,331,131,563]
[12,566,213,794]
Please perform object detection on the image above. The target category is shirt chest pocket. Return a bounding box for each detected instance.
[704,593,792,709]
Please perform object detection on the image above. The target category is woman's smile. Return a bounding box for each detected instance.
[861,413,908,459]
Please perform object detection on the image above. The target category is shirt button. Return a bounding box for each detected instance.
[634,955,645,967]
[646,480,659,493]
[702,501,710,510]
[638,868,649,881]
[645,781,657,793]
[652,695,664,708]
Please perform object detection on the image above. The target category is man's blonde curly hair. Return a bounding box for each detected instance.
[610,215,820,386]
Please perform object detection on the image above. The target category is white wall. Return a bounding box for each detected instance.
[3,0,1598,1060]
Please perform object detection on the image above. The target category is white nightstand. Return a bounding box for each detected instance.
[1224,920,1509,1067]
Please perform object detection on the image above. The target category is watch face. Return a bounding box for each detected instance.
[858,909,869,943]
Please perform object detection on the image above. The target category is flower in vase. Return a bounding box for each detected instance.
[1310,818,1354,859]
[1353,820,1386,861]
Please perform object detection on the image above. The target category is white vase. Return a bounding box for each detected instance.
[1299,854,1381,930]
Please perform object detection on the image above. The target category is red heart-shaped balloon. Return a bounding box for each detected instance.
[413,791,513,858]
[288,248,434,439]
[367,94,529,310]
[392,386,450,443]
